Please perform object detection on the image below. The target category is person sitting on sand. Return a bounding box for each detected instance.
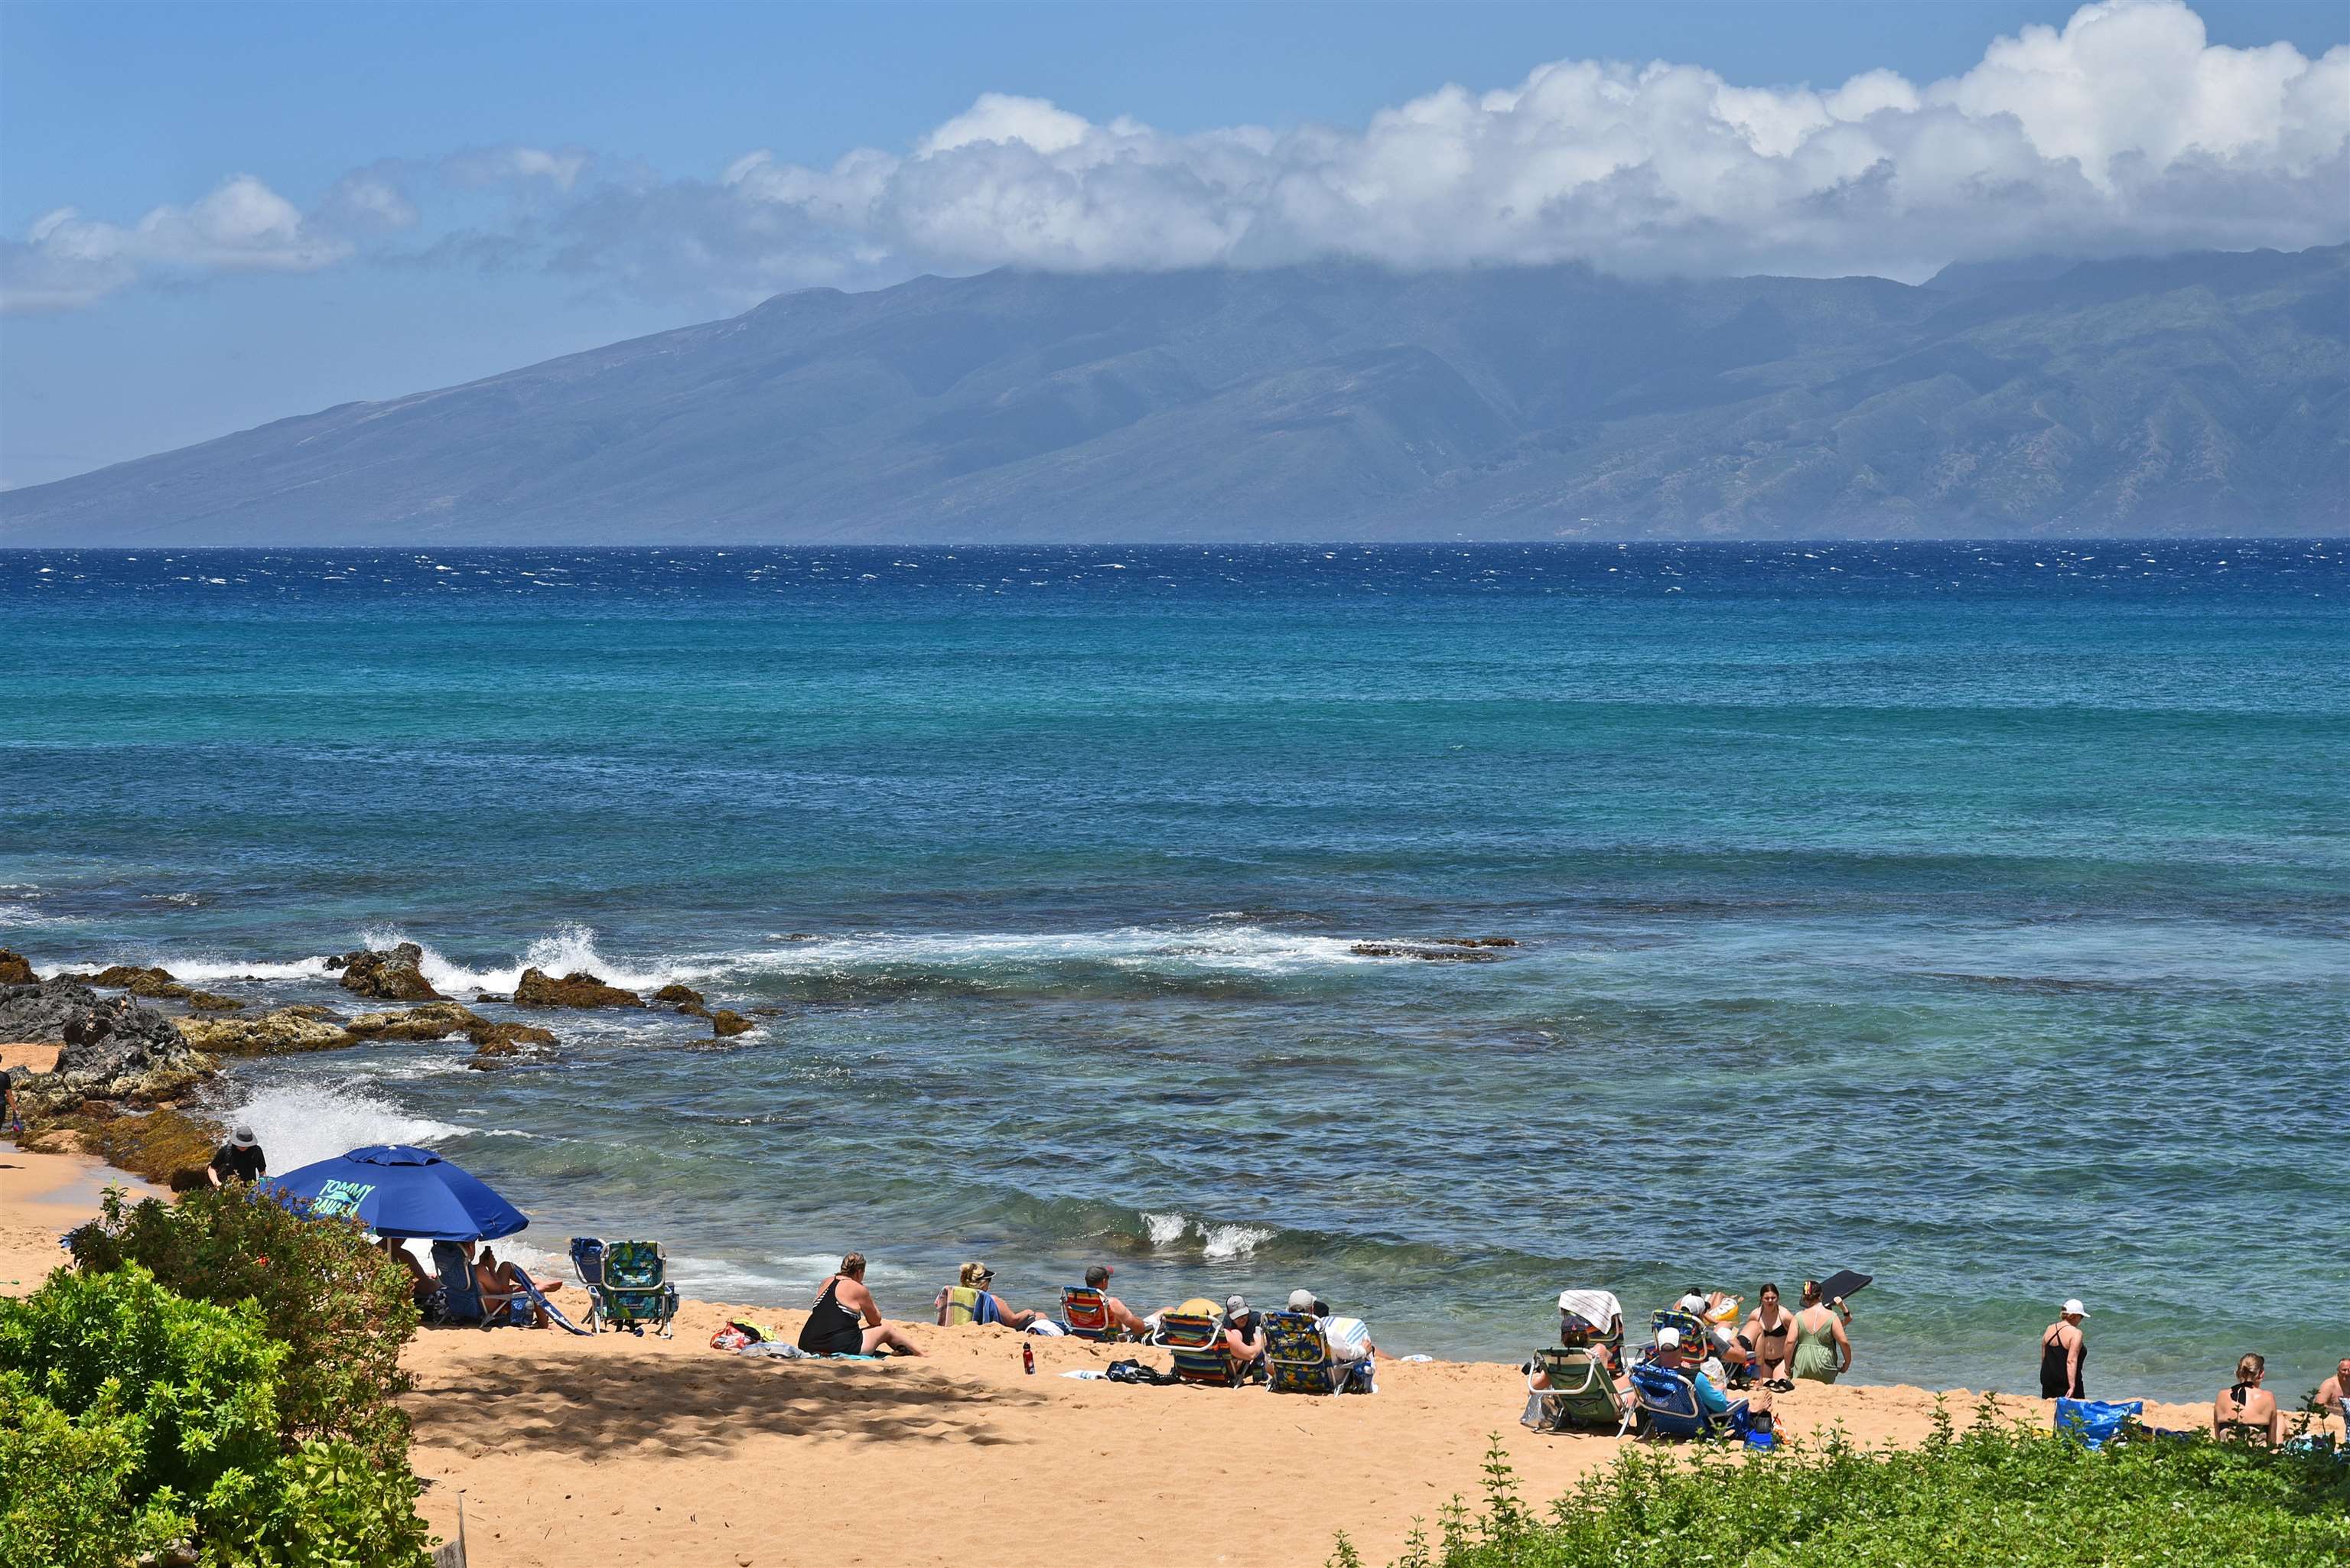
[799,1252,924,1356]
[1741,1283,1797,1390]
[934,1260,1042,1329]
[379,1237,437,1306]
[207,1124,267,1188]
[1222,1294,1266,1375]
[2213,1354,2284,1446]
[476,1245,564,1328]
[1791,1280,1852,1385]
[1291,1288,1378,1392]
[2316,1358,2349,1430]
[2038,1298,2089,1400]
[1082,1264,1153,1339]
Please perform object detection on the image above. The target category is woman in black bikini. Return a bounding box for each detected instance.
[2212,1353,2283,1446]
[796,1251,925,1357]
[1740,1283,1796,1391]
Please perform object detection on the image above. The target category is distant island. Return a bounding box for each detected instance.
[5,244,2344,545]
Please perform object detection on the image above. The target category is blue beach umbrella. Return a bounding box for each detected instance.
[270,1143,529,1241]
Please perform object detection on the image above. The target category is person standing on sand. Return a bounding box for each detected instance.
[1,1067,20,1135]
[1791,1280,1851,1384]
[798,1252,924,1357]
[1741,1283,1796,1390]
[2039,1299,2089,1399]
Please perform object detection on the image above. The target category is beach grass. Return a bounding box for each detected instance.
[1333,1402,2350,1568]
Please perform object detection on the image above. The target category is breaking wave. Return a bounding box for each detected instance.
[354,922,714,994]
[224,1078,472,1176]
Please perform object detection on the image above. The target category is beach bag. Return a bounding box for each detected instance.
[710,1319,768,1351]
[2055,1398,2142,1450]
[1103,1358,1180,1386]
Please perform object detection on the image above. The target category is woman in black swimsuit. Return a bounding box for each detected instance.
[796,1251,925,1356]
[2039,1300,2088,1399]
[1741,1283,1796,1391]
[2212,1353,2282,1446]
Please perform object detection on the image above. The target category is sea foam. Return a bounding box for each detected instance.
[227,1078,471,1177]
[354,922,713,994]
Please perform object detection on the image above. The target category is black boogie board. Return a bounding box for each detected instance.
[1814,1270,1872,1306]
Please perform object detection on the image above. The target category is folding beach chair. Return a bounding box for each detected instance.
[571,1236,678,1337]
[1524,1345,1633,1436]
[1649,1308,1707,1350]
[428,1241,520,1329]
[1628,1361,1741,1441]
[1160,1309,1239,1388]
[1059,1285,1118,1342]
[1262,1309,1372,1395]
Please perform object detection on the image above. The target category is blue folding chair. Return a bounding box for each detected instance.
[1628,1361,1742,1440]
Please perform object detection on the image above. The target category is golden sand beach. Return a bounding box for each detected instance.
[7,1142,2301,1568]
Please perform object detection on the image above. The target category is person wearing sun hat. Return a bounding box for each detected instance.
[206,1123,266,1188]
[2039,1298,2091,1399]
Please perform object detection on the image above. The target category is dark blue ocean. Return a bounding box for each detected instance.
[4,542,2345,1403]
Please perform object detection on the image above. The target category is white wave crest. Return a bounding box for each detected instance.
[226,1078,471,1176]
[355,922,713,994]
[1141,1211,1190,1248]
[1199,1223,1276,1261]
[716,923,1375,978]
[148,955,336,983]
[1139,1211,1276,1260]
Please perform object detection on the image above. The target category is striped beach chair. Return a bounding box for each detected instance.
[1160,1309,1238,1388]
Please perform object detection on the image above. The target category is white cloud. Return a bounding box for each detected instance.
[5,0,2345,313]
[2,176,350,312]
[688,0,2348,288]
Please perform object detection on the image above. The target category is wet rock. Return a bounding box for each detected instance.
[3,980,212,1112]
[676,1000,711,1019]
[778,932,816,942]
[334,942,441,1002]
[178,1008,360,1056]
[0,948,34,986]
[1349,942,1503,962]
[279,1004,343,1022]
[513,967,643,1008]
[464,1021,558,1070]
[709,1009,754,1039]
[1431,936,1519,948]
[77,964,191,998]
[474,991,507,1004]
[186,991,249,1011]
[653,983,706,1008]
[321,953,348,971]
[346,1001,484,1043]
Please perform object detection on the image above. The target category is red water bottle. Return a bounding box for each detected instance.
[1022,1342,1036,1375]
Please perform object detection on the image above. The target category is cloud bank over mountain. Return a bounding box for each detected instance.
[5,0,2345,313]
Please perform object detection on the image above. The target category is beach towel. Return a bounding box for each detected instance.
[1557,1290,1623,1335]
[736,1342,880,1361]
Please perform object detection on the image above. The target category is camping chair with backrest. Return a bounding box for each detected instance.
[428,1241,520,1329]
[572,1236,678,1337]
[1525,1345,1634,1436]
[1262,1309,1362,1395]
[1160,1309,1239,1388]
[1059,1285,1118,1342]
[1628,1361,1740,1441]
[1650,1308,1707,1351]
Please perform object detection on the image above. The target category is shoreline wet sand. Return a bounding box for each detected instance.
[8,1143,2312,1568]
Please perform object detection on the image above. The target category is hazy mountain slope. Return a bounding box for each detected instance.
[5,248,2343,544]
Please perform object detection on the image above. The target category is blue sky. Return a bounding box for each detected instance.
[4,1,2347,488]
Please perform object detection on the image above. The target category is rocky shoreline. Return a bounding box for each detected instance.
[0,940,769,1186]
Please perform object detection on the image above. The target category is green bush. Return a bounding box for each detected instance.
[0,1368,189,1568]
[1337,1404,2350,1568]
[68,1183,420,1464]
[0,1250,432,1567]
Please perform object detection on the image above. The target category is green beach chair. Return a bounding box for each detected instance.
[1524,1345,1632,1436]
[571,1236,679,1337]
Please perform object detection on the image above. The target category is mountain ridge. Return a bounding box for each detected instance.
[5,246,2345,544]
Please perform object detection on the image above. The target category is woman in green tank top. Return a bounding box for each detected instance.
[1791,1279,1852,1384]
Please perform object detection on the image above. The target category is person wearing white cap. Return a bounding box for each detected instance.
[206,1123,266,1188]
[2039,1299,2091,1399]
[1220,1295,1265,1377]
[1287,1287,1378,1392]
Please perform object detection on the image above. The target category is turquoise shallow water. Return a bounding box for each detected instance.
[3,542,2345,1403]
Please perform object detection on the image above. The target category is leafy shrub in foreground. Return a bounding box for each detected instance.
[1335,1403,2350,1568]
[69,1182,420,1463]
[0,1264,431,1568]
